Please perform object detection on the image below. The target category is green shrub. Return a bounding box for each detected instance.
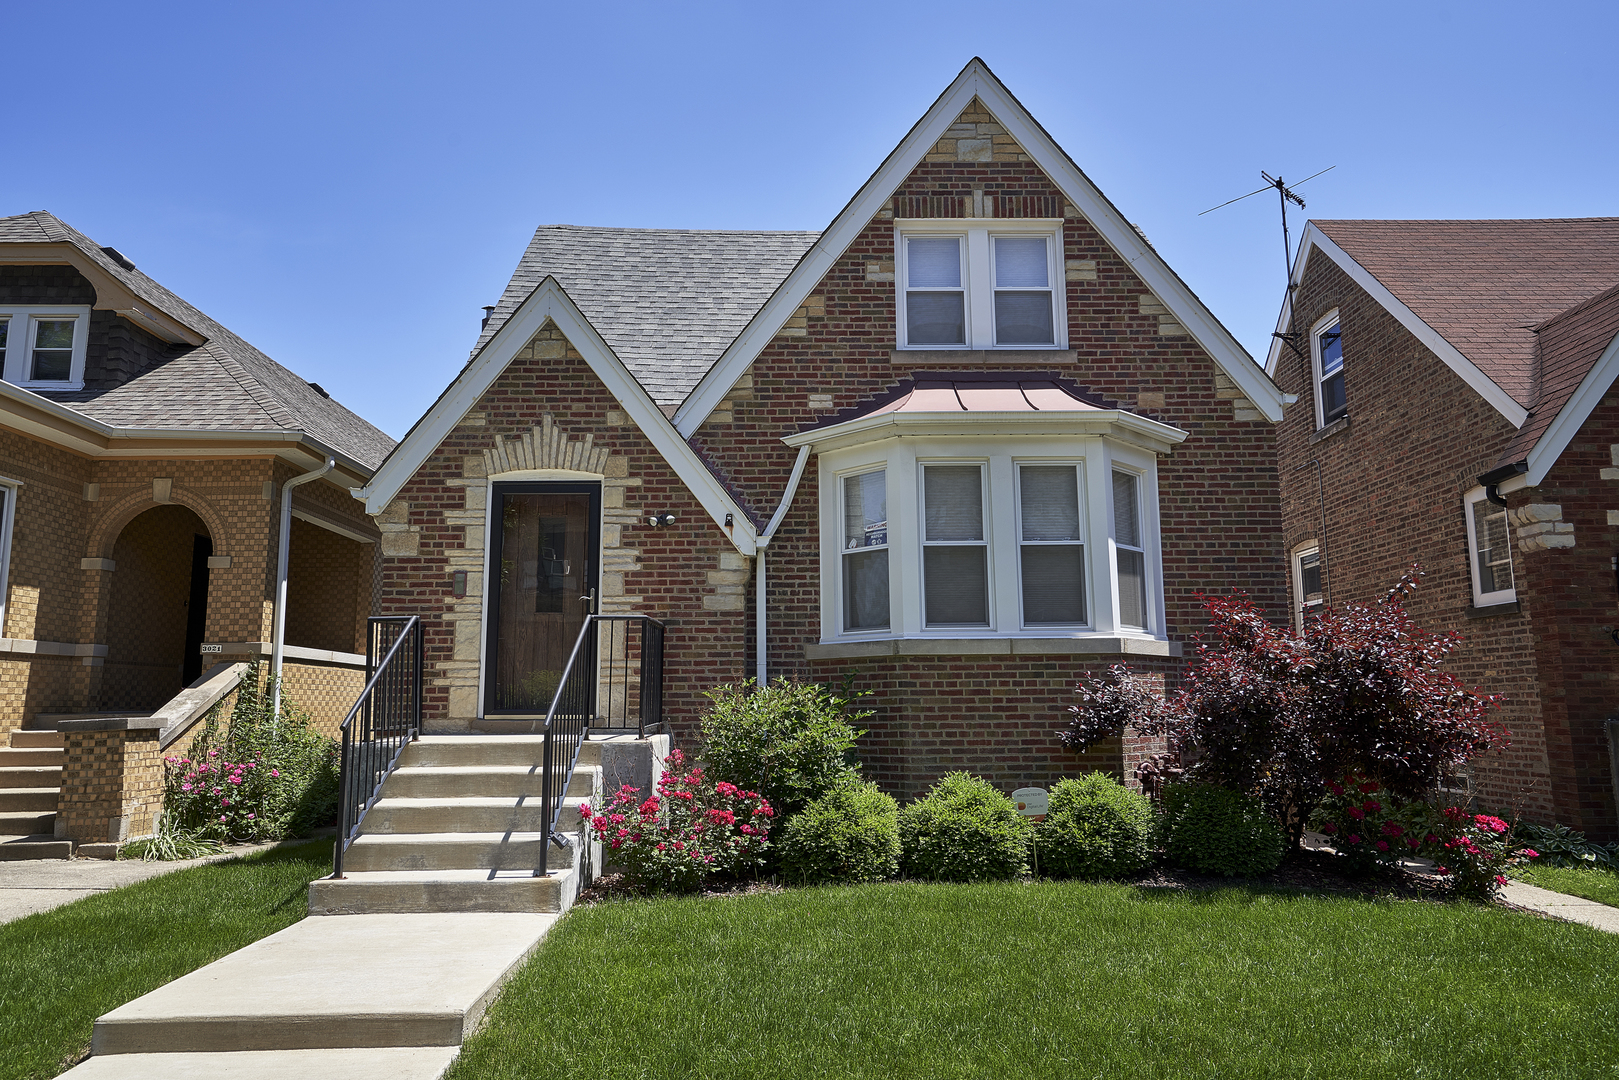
[1160,781,1285,878]
[162,664,340,843]
[898,773,1032,882]
[1036,773,1155,879]
[698,679,868,820]
[779,780,901,885]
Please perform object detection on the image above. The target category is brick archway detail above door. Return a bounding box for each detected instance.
[86,485,231,562]
[483,415,612,478]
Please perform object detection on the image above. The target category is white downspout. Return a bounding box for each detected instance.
[271,456,336,718]
[755,445,812,687]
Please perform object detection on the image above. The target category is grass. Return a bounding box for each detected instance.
[1513,863,1619,908]
[450,880,1619,1080]
[0,838,331,1080]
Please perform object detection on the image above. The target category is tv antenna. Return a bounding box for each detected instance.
[1201,166,1335,358]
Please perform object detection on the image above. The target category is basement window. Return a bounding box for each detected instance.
[0,307,91,390]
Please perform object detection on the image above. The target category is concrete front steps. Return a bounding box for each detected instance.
[308,735,601,916]
[0,728,69,860]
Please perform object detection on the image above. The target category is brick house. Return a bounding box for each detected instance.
[361,59,1291,799]
[1269,217,1619,839]
[0,211,393,849]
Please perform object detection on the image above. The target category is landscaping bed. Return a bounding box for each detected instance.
[0,838,331,1080]
[451,877,1619,1080]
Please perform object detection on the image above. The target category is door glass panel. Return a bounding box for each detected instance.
[492,490,594,712]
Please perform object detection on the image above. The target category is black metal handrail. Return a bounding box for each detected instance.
[539,613,665,847]
[331,615,423,878]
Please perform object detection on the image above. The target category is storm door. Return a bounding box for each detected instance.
[484,482,601,716]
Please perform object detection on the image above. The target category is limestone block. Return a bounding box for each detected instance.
[381,530,419,557]
[601,572,625,597]
[453,617,480,661]
[462,455,487,478]
[1065,260,1098,281]
[602,524,622,548]
[707,410,734,425]
[376,499,410,525]
[1510,503,1563,526]
[463,484,487,511]
[808,393,834,411]
[707,569,751,587]
[462,410,487,427]
[718,552,750,572]
[1138,294,1169,316]
[447,685,479,720]
[603,485,626,509]
[1234,409,1262,422]
[1158,316,1188,337]
[1521,532,1577,552]
[152,477,173,503]
[805,296,825,317]
[534,339,567,359]
[605,410,628,426]
[866,260,895,282]
[1611,443,1619,467]
[1602,468,1619,481]
[957,138,992,162]
[1136,392,1165,410]
[1608,510,1619,526]
[703,592,747,612]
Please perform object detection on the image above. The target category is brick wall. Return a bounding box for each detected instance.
[282,660,366,739]
[286,517,369,655]
[59,728,163,843]
[376,100,1283,796]
[1275,252,1554,823]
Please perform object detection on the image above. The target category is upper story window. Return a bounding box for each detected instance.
[0,307,91,389]
[897,221,1066,350]
[1292,543,1323,631]
[1463,487,1515,607]
[1312,311,1345,428]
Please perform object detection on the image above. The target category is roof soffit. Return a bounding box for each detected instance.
[670,58,1287,434]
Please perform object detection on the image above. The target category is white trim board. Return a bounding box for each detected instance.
[1524,322,1619,485]
[1264,223,1529,429]
[670,57,1288,434]
[356,276,760,555]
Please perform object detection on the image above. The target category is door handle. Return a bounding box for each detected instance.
[579,588,597,615]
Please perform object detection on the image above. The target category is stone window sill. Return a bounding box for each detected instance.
[1464,600,1520,619]
[1309,415,1351,444]
[804,636,1182,660]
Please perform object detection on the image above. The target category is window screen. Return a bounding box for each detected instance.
[842,471,889,631]
[923,465,988,626]
[1113,470,1147,629]
[993,236,1053,345]
[1019,465,1085,624]
[905,236,966,346]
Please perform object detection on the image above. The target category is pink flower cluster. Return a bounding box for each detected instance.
[163,749,277,841]
[580,749,773,892]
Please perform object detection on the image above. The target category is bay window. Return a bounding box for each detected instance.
[1018,464,1086,625]
[841,470,890,631]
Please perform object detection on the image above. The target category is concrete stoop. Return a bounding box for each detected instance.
[307,735,603,916]
[0,727,69,860]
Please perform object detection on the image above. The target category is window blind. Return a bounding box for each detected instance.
[908,237,962,287]
[924,466,983,541]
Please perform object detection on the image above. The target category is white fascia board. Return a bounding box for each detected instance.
[673,59,1288,433]
[1525,326,1619,485]
[1290,226,1529,429]
[358,277,758,554]
[783,408,1189,456]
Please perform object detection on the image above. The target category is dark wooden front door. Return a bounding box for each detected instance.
[484,482,601,716]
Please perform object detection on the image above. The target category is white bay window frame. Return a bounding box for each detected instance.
[805,429,1173,646]
[0,306,91,390]
[896,219,1067,351]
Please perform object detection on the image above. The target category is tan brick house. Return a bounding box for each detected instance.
[362,60,1291,798]
[0,211,393,850]
[1269,218,1619,839]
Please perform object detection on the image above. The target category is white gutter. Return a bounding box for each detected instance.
[754,445,812,686]
[270,456,336,718]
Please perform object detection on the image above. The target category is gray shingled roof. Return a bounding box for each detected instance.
[0,211,395,470]
[473,225,821,406]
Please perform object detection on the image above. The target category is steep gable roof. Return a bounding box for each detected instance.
[1499,282,1619,483]
[472,226,819,406]
[0,211,395,470]
[671,58,1289,435]
[1268,218,1619,425]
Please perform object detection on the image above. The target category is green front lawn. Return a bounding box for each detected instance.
[451,881,1619,1080]
[0,839,331,1080]
[1513,863,1619,908]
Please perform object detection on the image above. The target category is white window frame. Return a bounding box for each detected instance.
[919,459,992,628]
[817,435,1164,643]
[1292,541,1323,632]
[1311,309,1345,430]
[838,465,891,634]
[1463,486,1516,607]
[895,219,1067,351]
[1014,460,1088,629]
[0,306,91,390]
[0,475,18,635]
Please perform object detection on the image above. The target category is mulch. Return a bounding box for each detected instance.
[573,849,1548,912]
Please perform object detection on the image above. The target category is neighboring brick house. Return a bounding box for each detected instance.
[361,59,1291,798]
[1268,217,1619,840]
[0,211,393,847]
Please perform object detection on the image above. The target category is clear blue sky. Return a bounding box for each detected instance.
[12,0,1616,438]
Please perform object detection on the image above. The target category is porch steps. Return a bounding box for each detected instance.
[307,735,601,916]
[0,728,68,860]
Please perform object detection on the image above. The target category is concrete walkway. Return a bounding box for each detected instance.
[1502,879,1619,933]
[0,837,326,925]
[62,912,554,1078]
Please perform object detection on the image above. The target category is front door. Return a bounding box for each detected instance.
[484,482,601,716]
